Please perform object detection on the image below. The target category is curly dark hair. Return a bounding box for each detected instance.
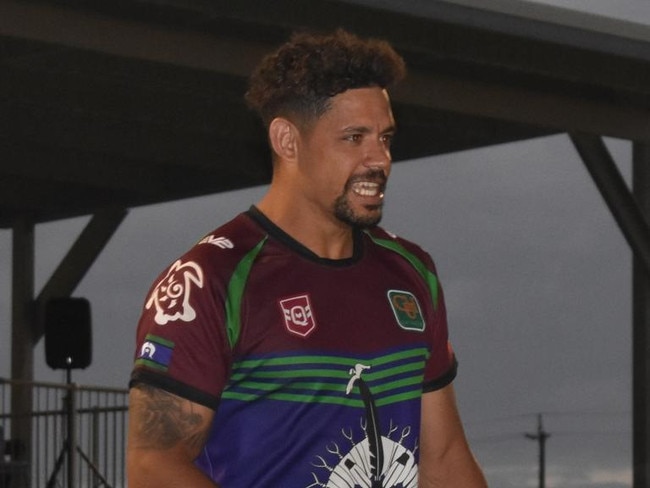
[245,29,406,128]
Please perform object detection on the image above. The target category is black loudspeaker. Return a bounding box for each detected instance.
[45,297,92,370]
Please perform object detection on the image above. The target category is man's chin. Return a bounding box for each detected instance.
[336,207,383,229]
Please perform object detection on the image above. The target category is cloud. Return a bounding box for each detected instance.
[545,464,632,487]
[589,467,633,485]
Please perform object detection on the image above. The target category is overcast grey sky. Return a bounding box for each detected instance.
[1,1,648,487]
[0,135,634,487]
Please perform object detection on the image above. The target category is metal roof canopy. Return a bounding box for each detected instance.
[1,0,649,484]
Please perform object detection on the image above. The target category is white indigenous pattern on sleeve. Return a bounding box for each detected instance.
[145,259,204,325]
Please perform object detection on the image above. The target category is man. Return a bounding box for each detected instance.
[127,29,487,487]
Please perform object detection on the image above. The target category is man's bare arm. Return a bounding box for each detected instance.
[127,383,218,487]
[419,384,487,487]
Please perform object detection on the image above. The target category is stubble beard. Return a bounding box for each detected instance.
[334,172,386,229]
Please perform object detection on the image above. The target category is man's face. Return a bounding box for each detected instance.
[296,87,396,229]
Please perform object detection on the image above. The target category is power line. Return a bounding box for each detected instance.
[525,413,551,488]
[464,408,630,427]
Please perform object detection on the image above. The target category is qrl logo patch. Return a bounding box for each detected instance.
[388,290,425,332]
[279,294,317,338]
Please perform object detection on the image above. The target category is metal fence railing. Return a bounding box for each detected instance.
[0,377,128,488]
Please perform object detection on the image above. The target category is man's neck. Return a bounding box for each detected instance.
[255,198,355,260]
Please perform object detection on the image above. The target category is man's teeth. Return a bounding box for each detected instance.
[352,182,382,197]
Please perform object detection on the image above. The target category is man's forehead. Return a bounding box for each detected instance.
[322,88,394,123]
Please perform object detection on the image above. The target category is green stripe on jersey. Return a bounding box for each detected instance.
[231,346,428,370]
[221,347,429,407]
[365,233,439,309]
[224,236,267,348]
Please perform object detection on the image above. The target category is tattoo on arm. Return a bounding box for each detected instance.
[130,384,210,453]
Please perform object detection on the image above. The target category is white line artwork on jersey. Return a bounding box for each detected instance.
[145,259,204,325]
[198,234,234,249]
[307,364,419,487]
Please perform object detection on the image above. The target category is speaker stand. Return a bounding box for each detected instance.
[46,363,112,488]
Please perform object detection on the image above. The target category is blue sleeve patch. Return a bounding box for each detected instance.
[135,334,175,372]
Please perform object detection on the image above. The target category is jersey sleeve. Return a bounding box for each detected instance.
[392,234,457,392]
[129,242,235,410]
[422,278,458,392]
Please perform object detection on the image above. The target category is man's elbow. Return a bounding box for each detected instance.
[419,438,487,488]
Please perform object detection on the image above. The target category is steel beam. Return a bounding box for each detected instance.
[634,142,650,487]
[1,0,649,142]
[400,76,650,143]
[34,208,128,342]
[10,218,35,481]
[570,133,650,273]
[571,134,650,486]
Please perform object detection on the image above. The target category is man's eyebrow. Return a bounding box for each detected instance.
[340,125,397,134]
[341,126,371,134]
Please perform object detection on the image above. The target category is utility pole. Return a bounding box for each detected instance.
[525,413,551,488]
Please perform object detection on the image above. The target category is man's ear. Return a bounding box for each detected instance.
[269,117,299,162]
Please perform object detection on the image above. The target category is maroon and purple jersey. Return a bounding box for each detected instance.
[131,207,457,487]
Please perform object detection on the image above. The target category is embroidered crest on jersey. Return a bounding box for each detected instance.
[387,290,425,332]
[279,294,317,337]
[146,259,204,325]
[135,334,174,371]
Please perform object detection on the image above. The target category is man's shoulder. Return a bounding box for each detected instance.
[158,211,265,279]
[194,211,263,252]
[366,226,427,254]
[365,226,440,274]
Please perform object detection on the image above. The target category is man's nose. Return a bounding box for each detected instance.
[364,139,391,170]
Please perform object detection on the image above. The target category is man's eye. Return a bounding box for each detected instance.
[381,134,394,146]
[345,134,362,142]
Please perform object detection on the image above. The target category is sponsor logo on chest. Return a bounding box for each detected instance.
[387,289,425,332]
